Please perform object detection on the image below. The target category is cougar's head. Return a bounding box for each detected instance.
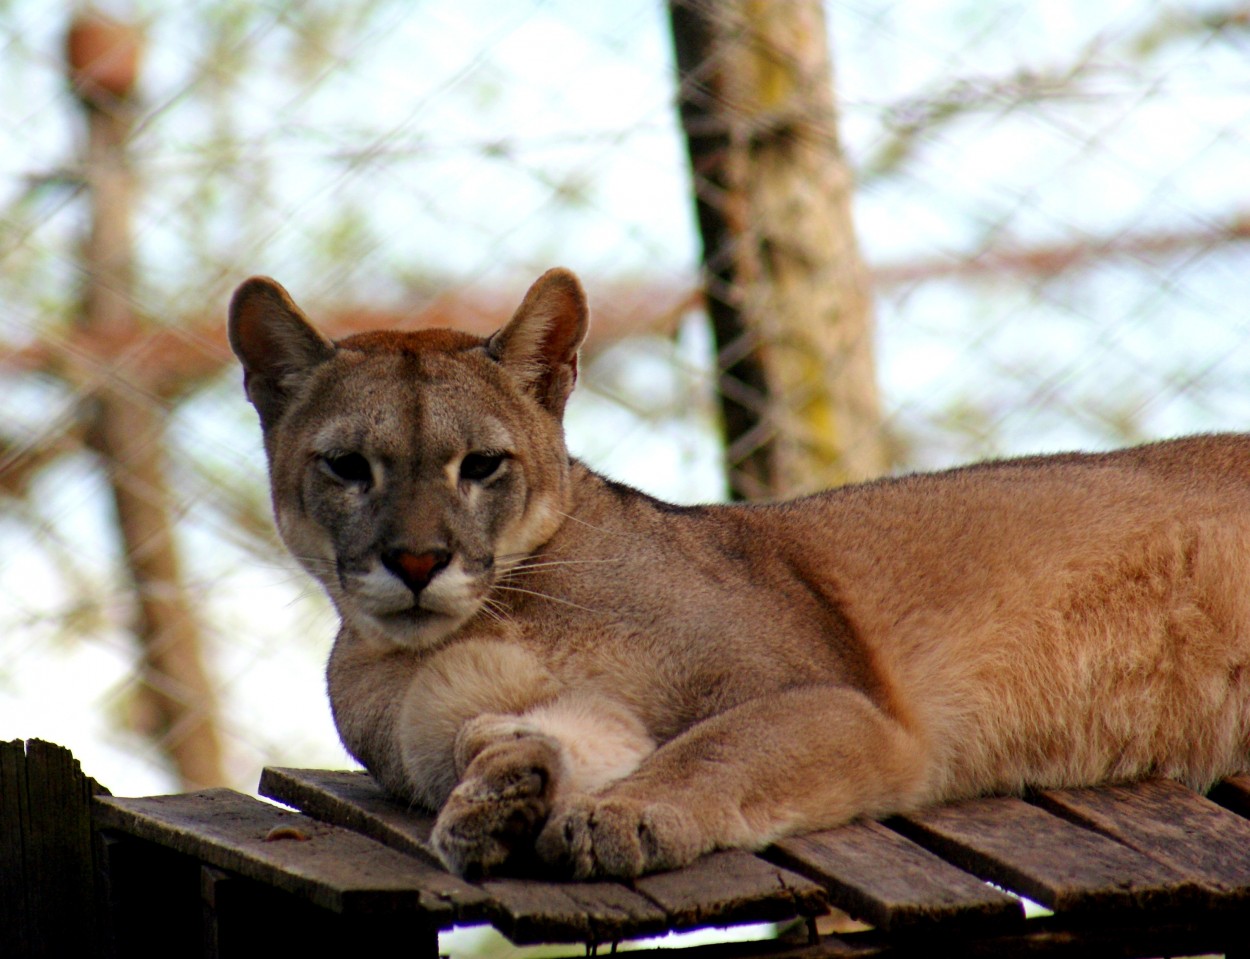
[228,269,588,650]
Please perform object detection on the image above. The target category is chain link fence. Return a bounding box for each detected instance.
[2,0,1249,806]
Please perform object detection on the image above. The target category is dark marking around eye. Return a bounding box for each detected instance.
[460,451,507,482]
[323,451,373,486]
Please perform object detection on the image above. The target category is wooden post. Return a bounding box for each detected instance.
[67,12,224,789]
[0,740,109,958]
[669,0,887,498]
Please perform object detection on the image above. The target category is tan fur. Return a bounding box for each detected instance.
[229,268,1250,879]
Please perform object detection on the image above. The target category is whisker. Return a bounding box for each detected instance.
[496,547,624,566]
[495,550,551,568]
[551,509,645,540]
[478,598,512,629]
[505,557,625,574]
[493,584,601,615]
[481,594,508,616]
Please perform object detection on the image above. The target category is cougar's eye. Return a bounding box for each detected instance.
[459,451,506,482]
[321,451,373,486]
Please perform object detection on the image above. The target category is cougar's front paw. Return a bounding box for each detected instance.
[431,735,561,877]
[536,794,702,879]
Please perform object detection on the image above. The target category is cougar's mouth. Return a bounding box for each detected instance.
[361,602,477,650]
[378,605,464,633]
[335,552,492,648]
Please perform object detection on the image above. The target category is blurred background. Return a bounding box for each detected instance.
[3,0,1250,810]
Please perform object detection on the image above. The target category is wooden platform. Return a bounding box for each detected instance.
[5,739,1249,957]
[86,764,1250,958]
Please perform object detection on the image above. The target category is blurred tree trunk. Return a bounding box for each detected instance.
[669,0,886,499]
[69,13,224,789]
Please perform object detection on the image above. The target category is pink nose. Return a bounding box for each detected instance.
[381,548,451,595]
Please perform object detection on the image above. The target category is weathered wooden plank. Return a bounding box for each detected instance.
[260,766,677,944]
[258,770,440,860]
[1033,779,1250,901]
[258,769,493,921]
[259,766,437,860]
[260,766,801,945]
[633,850,827,932]
[478,876,671,945]
[767,820,1023,934]
[94,788,470,922]
[263,772,673,944]
[889,796,1204,915]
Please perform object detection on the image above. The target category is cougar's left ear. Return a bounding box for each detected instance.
[487,268,589,419]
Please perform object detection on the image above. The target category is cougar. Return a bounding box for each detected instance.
[229,267,1250,879]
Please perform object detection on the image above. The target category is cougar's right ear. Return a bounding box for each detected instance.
[228,276,335,429]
